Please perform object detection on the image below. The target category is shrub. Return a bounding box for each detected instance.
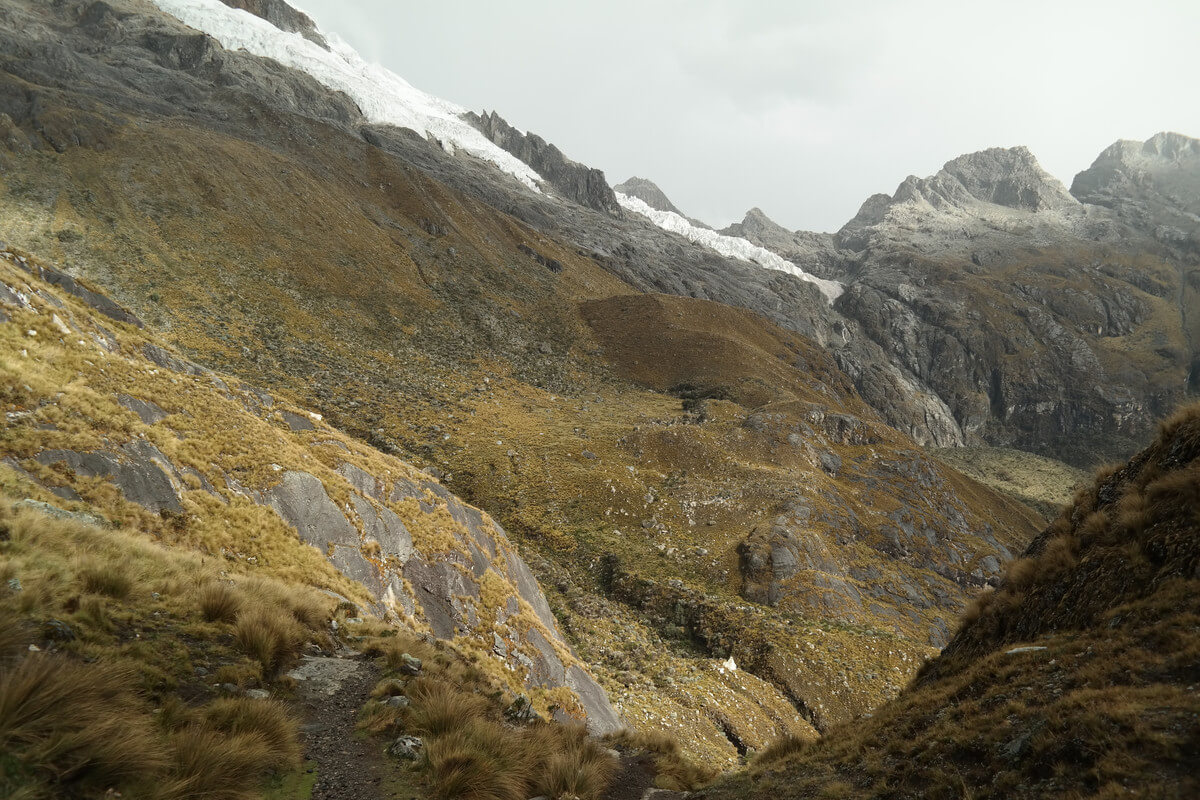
[198,583,242,624]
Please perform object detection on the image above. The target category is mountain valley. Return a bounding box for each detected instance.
[0,1,1197,798]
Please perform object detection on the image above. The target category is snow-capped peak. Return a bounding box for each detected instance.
[614,193,844,303]
[150,0,544,192]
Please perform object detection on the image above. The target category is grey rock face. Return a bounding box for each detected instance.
[117,394,168,425]
[613,176,685,216]
[36,442,181,513]
[466,110,622,216]
[265,471,359,550]
[217,0,328,48]
[351,493,414,564]
[722,207,850,280]
[1071,132,1200,237]
[16,260,142,327]
[280,410,315,431]
[143,344,207,376]
[565,664,622,734]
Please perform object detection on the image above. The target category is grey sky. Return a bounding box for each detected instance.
[295,0,1200,233]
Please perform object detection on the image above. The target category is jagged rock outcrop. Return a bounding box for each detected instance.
[466,110,623,216]
[217,0,328,47]
[824,144,1197,465]
[613,176,686,216]
[1071,131,1200,242]
[722,207,850,280]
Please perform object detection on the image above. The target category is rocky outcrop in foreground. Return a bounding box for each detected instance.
[0,248,620,733]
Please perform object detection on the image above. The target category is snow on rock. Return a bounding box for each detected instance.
[150,0,544,191]
[614,192,844,303]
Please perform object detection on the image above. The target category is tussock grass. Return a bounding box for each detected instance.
[0,503,307,799]
[362,665,620,800]
[750,734,810,770]
[201,697,300,771]
[407,678,493,738]
[78,559,135,599]
[0,655,166,792]
[163,727,280,800]
[234,609,305,679]
[197,582,242,623]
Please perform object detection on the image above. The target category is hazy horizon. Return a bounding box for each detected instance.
[295,0,1200,232]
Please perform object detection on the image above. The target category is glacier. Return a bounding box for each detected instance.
[150,0,545,192]
[614,193,845,303]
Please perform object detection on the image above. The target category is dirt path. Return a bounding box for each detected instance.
[290,654,385,800]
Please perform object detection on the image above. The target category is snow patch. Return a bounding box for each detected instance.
[150,0,544,192]
[614,192,844,302]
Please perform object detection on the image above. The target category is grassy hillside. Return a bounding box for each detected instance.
[706,403,1200,799]
[0,88,1043,763]
[928,445,1088,519]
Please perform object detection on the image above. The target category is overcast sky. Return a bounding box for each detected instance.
[295,0,1200,233]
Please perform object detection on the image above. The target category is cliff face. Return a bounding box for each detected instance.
[827,141,1198,466]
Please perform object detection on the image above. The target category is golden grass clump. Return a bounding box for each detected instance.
[406,678,494,738]
[374,673,619,800]
[163,726,281,800]
[78,559,135,599]
[423,721,534,800]
[0,654,167,796]
[528,723,618,800]
[201,697,300,771]
[234,609,305,679]
[237,576,332,634]
[751,734,812,770]
[197,582,243,623]
[0,503,308,799]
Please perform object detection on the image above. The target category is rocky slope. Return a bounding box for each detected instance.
[708,143,1199,467]
[0,246,620,731]
[831,142,1197,465]
[705,402,1200,798]
[0,0,1048,766]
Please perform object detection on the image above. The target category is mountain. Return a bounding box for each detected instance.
[613,177,688,217]
[706,402,1200,798]
[828,140,1198,466]
[0,0,1048,768]
[721,208,850,281]
[0,0,1195,790]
